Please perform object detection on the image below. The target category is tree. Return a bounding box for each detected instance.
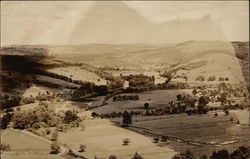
[192,89,198,96]
[50,142,60,154]
[214,112,218,117]
[176,94,182,101]
[231,146,250,159]
[0,143,11,151]
[224,109,230,116]
[210,149,229,159]
[198,96,210,106]
[153,137,159,143]
[122,138,130,145]
[64,110,78,124]
[122,111,132,127]
[51,129,58,141]
[4,95,9,100]
[1,112,13,129]
[144,103,149,109]
[161,136,167,142]
[78,144,86,152]
[172,150,194,159]
[198,96,210,114]
[109,155,118,159]
[131,152,143,159]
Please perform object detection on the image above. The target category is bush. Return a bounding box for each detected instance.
[109,155,117,159]
[0,143,11,151]
[131,152,143,159]
[172,150,194,159]
[211,149,229,159]
[1,112,13,129]
[50,142,60,154]
[45,128,51,135]
[214,113,218,117]
[64,110,79,124]
[144,103,149,109]
[231,146,250,159]
[78,144,86,152]
[51,129,58,141]
[153,137,159,143]
[12,105,61,130]
[21,96,35,104]
[123,138,130,145]
[200,155,208,159]
[122,111,132,127]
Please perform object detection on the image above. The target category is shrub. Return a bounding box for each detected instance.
[231,146,250,159]
[50,142,60,154]
[109,155,118,159]
[64,110,79,124]
[131,152,143,159]
[122,111,132,127]
[21,96,35,104]
[161,136,167,142]
[51,129,58,141]
[211,149,229,159]
[78,144,86,152]
[0,143,11,151]
[172,150,194,159]
[214,113,218,117]
[153,137,159,143]
[200,155,208,159]
[45,128,51,135]
[224,110,230,116]
[123,138,130,145]
[144,103,149,109]
[1,112,13,129]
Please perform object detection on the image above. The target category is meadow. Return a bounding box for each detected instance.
[110,110,250,157]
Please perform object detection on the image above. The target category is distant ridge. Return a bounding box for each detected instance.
[69,1,225,44]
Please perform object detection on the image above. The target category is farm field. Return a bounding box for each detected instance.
[92,89,193,114]
[1,129,63,159]
[231,109,250,125]
[47,66,107,85]
[57,119,176,159]
[109,110,250,157]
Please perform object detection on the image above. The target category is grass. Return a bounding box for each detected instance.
[1,129,62,159]
[92,89,192,114]
[1,129,50,153]
[57,119,175,159]
[117,110,250,157]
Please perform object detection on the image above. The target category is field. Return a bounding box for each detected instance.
[110,109,250,157]
[47,66,107,85]
[92,89,192,114]
[0,41,249,159]
[1,129,63,159]
[57,119,175,159]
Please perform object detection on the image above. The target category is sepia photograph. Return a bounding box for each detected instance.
[0,1,249,159]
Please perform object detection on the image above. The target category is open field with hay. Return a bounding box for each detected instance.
[110,109,250,157]
[58,119,175,159]
[1,129,63,159]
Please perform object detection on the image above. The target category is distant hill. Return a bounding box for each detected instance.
[69,1,226,44]
[1,41,248,85]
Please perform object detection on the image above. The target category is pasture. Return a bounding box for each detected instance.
[1,129,63,159]
[92,89,193,114]
[110,110,250,157]
[57,119,175,159]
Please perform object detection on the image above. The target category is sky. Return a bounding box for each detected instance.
[1,1,249,45]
